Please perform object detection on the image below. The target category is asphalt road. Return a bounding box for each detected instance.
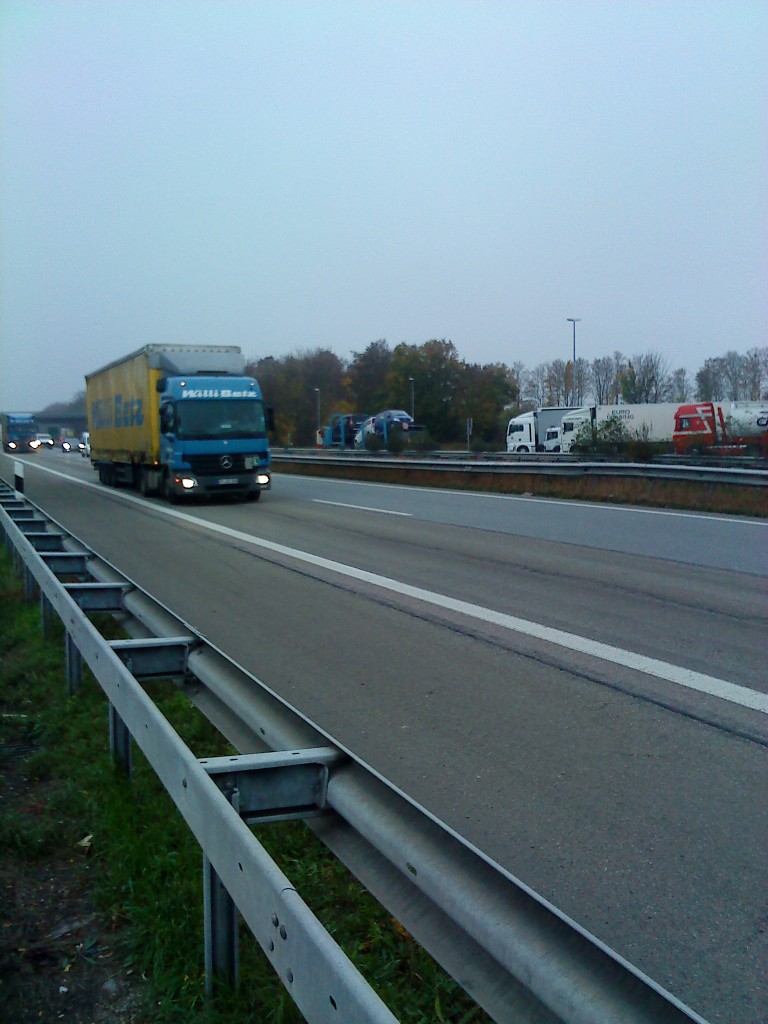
[4,449,767,1024]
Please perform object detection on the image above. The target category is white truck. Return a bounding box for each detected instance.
[505,407,576,453]
[560,403,680,453]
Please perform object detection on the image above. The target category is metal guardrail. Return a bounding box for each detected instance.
[273,449,768,488]
[0,479,710,1024]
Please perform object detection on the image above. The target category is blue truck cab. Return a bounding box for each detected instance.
[157,374,272,500]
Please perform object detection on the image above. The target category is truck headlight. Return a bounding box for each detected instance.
[180,476,197,489]
[256,473,270,485]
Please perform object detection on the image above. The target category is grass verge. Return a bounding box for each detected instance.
[0,544,489,1023]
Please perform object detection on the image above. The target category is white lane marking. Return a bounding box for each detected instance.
[13,461,768,714]
[313,499,412,517]
[289,474,768,526]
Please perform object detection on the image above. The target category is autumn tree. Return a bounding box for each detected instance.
[388,340,465,441]
[455,362,517,442]
[346,340,392,414]
[246,348,345,445]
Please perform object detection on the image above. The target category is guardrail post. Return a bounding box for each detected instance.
[14,460,24,496]
[109,702,132,775]
[203,853,239,997]
[23,563,37,602]
[66,633,83,694]
[40,593,53,637]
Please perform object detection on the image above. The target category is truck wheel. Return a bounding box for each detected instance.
[163,472,178,504]
[517,445,529,453]
[139,469,154,497]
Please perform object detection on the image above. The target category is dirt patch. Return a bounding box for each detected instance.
[0,732,145,1023]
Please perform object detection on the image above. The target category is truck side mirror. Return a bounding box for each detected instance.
[160,406,174,432]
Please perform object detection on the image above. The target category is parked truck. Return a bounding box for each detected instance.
[1,412,39,452]
[673,401,768,457]
[559,403,680,453]
[505,407,576,453]
[86,345,273,501]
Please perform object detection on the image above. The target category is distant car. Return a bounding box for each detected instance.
[374,409,413,432]
[354,409,414,446]
[80,431,91,457]
[353,416,376,446]
[60,436,79,453]
[35,432,55,448]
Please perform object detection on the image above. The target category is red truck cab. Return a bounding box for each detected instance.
[673,403,719,455]
[674,401,768,456]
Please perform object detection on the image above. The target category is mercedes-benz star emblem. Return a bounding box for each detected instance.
[220,456,233,470]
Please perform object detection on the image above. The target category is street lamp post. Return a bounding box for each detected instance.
[409,377,415,420]
[566,318,581,404]
[314,388,320,433]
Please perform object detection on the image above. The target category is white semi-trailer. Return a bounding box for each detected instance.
[559,403,680,453]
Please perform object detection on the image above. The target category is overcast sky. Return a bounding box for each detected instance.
[1,0,766,412]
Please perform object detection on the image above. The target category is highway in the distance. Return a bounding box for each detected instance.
[4,449,767,1024]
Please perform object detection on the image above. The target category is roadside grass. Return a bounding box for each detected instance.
[0,547,489,1024]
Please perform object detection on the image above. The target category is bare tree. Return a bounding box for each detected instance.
[522,364,548,407]
[720,350,748,400]
[547,360,569,404]
[572,358,590,406]
[621,351,671,403]
[589,356,614,404]
[669,367,690,402]
[742,347,765,400]
[696,358,725,401]
[610,351,627,403]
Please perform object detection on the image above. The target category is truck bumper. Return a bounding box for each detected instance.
[167,470,271,499]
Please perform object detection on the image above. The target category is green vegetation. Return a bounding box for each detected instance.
[0,547,489,1023]
[569,415,670,461]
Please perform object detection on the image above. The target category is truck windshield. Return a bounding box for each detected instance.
[175,399,267,440]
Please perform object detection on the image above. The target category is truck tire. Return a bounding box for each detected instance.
[138,469,155,497]
[163,472,178,504]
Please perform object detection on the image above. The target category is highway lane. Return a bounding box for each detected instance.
[274,472,768,577]
[4,450,767,1024]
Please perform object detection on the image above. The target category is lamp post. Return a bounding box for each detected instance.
[566,318,581,404]
[408,377,415,420]
[314,388,320,432]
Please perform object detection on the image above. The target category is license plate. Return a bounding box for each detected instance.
[217,477,238,485]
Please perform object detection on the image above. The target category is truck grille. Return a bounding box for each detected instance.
[185,453,249,475]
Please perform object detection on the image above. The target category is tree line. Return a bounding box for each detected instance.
[36,342,767,447]
[246,341,768,446]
